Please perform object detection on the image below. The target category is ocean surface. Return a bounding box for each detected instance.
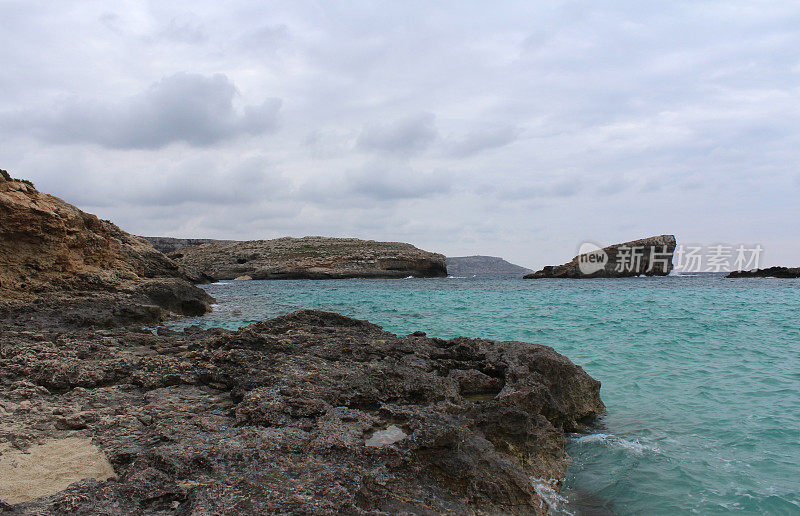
[168,274,800,515]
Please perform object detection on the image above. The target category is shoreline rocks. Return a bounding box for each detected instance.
[1,170,606,513]
[525,235,677,279]
[0,309,604,514]
[0,174,214,324]
[167,237,448,281]
[726,267,800,278]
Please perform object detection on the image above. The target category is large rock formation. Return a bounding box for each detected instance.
[525,235,677,279]
[168,237,447,280]
[0,172,213,323]
[726,267,800,279]
[0,309,604,514]
[447,256,532,276]
[141,237,235,255]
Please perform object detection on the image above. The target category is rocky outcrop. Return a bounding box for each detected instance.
[0,309,604,514]
[140,236,234,255]
[169,237,447,280]
[525,235,677,279]
[0,173,213,322]
[726,267,800,278]
[447,256,532,276]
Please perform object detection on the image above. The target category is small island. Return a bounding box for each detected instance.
[726,267,800,278]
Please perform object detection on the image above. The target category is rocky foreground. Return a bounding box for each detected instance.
[726,267,800,279]
[525,235,677,279]
[0,309,604,514]
[164,237,447,281]
[1,172,605,514]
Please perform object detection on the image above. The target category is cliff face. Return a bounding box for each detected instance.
[1,309,604,514]
[0,174,213,322]
[169,237,448,280]
[525,235,677,279]
[447,256,532,276]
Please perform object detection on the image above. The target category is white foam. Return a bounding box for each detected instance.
[573,433,657,455]
[529,477,574,515]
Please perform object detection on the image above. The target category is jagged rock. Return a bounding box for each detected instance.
[525,235,676,279]
[447,256,532,276]
[168,237,447,280]
[0,174,213,322]
[0,309,604,514]
[726,266,800,278]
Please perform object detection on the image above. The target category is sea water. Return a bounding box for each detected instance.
[169,275,800,515]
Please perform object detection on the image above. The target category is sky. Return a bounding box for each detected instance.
[1,1,799,269]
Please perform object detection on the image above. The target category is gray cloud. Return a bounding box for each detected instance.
[299,162,451,204]
[7,73,280,149]
[357,113,438,156]
[2,2,799,266]
[443,126,521,158]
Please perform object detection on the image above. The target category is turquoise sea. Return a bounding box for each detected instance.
[169,275,800,515]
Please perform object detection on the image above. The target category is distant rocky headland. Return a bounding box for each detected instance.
[525,235,677,279]
[446,255,532,276]
[158,237,447,281]
[726,266,800,278]
[1,171,604,512]
[141,236,235,255]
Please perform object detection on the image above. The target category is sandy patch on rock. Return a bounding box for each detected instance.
[0,437,115,504]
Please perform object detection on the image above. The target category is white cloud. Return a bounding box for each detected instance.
[1,1,799,267]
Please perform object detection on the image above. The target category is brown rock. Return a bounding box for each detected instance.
[525,235,677,279]
[0,175,213,322]
[169,236,447,280]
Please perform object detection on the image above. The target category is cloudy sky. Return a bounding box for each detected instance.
[1,1,799,268]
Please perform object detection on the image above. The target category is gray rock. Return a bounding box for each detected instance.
[525,235,676,279]
[0,309,604,514]
[168,236,447,280]
[726,266,800,278]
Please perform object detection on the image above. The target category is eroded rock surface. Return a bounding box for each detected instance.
[168,237,447,280]
[0,174,213,324]
[525,235,677,279]
[141,237,235,255]
[0,310,604,514]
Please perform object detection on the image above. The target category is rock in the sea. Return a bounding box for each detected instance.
[447,255,532,276]
[168,236,448,280]
[0,309,604,514]
[0,173,213,323]
[525,235,677,279]
[726,266,800,278]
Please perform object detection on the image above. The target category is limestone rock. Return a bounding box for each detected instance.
[0,309,604,514]
[169,237,447,280]
[140,237,235,255]
[525,235,677,279]
[0,174,213,321]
